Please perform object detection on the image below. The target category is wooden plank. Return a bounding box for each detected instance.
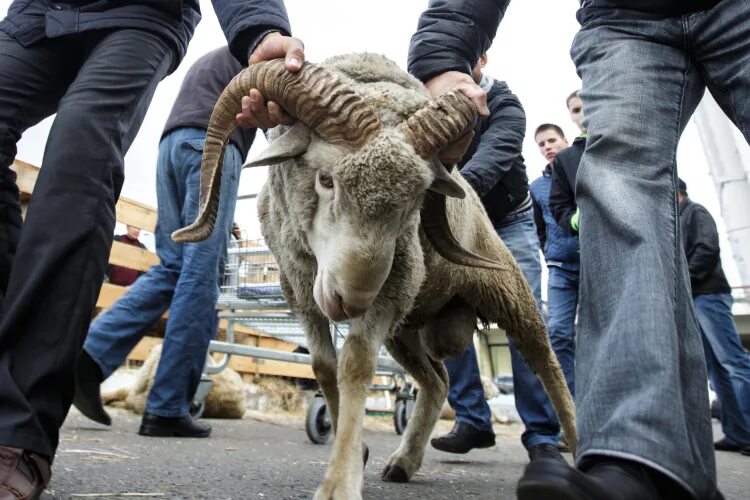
[109,241,159,272]
[126,337,163,362]
[115,197,157,232]
[227,356,315,379]
[97,283,127,309]
[10,160,38,201]
[12,159,157,230]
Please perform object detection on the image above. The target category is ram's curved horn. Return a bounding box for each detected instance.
[173,59,382,243]
[399,91,505,270]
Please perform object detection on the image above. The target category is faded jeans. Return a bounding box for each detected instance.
[546,266,578,400]
[84,127,241,417]
[569,1,750,496]
[694,293,750,447]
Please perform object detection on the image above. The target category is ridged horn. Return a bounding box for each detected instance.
[401,91,506,269]
[398,90,477,157]
[172,59,382,243]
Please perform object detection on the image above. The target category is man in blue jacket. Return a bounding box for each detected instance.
[529,123,578,439]
[425,52,568,465]
[0,1,302,497]
[410,1,727,499]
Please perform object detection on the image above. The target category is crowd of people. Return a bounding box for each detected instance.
[0,0,749,499]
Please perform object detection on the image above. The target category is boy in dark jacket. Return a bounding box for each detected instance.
[427,52,565,465]
[0,1,303,496]
[549,90,586,235]
[678,179,750,456]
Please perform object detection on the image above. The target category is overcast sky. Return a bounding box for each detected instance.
[2,0,744,286]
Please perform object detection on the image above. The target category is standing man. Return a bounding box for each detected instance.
[529,123,578,439]
[422,51,565,464]
[679,178,750,456]
[549,90,586,236]
[74,47,256,438]
[0,1,303,497]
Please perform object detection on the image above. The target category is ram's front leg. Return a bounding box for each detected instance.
[314,313,391,500]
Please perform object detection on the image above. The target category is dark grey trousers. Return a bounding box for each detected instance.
[0,28,173,459]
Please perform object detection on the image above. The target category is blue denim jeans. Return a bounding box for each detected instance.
[693,293,750,447]
[446,208,554,448]
[546,266,578,399]
[84,127,241,417]
[569,1,750,495]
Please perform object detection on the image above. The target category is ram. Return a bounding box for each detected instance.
[174,53,575,500]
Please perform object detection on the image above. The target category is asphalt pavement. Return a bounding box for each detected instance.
[42,408,748,499]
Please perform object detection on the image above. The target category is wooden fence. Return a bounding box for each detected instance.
[12,159,313,379]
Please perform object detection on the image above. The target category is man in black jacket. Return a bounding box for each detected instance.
[0,1,303,497]
[549,90,586,235]
[423,52,567,464]
[678,179,750,456]
[410,1,728,499]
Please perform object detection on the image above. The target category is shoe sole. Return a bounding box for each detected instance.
[517,479,582,500]
[138,425,211,438]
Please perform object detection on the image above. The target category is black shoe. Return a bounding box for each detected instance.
[741,447,750,457]
[138,412,211,438]
[430,422,495,454]
[73,350,111,426]
[528,443,566,463]
[517,456,662,500]
[714,438,745,452]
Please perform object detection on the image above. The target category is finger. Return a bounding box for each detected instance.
[458,84,489,117]
[283,37,305,72]
[268,101,295,126]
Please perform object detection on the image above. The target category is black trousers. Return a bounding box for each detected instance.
[0,28,173,459]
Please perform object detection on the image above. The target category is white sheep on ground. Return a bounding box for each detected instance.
[173,53,576,500]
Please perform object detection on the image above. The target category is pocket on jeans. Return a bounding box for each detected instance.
[183,138,206,152]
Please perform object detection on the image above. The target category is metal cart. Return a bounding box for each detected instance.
[194,238,415,443]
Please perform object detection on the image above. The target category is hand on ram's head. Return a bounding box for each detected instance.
[424,70,487,165]
[236,32,306,129]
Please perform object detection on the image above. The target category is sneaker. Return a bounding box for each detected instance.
[430,422,495,454]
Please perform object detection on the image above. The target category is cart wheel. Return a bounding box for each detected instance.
[393,398,411,435]
[306,397,332,444]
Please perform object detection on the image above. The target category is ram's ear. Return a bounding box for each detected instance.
[243,123,311,168]
[427,156,466,199]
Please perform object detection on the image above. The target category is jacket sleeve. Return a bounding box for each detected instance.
[211,0,292,64]
[531,195,546,253]
[550,157,577,236]
[459,95,525,198]
[407,0,510,82]
[685,205,721,281]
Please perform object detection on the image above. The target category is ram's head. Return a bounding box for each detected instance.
[173,57,503,321]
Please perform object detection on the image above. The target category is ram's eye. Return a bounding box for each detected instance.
[318,171,334,189]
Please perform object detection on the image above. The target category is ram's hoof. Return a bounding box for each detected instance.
[381,464,409,483]
[362,444,369,469]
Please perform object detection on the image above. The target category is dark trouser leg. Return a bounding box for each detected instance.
[0,32,81,306]
[0,29,173,458]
